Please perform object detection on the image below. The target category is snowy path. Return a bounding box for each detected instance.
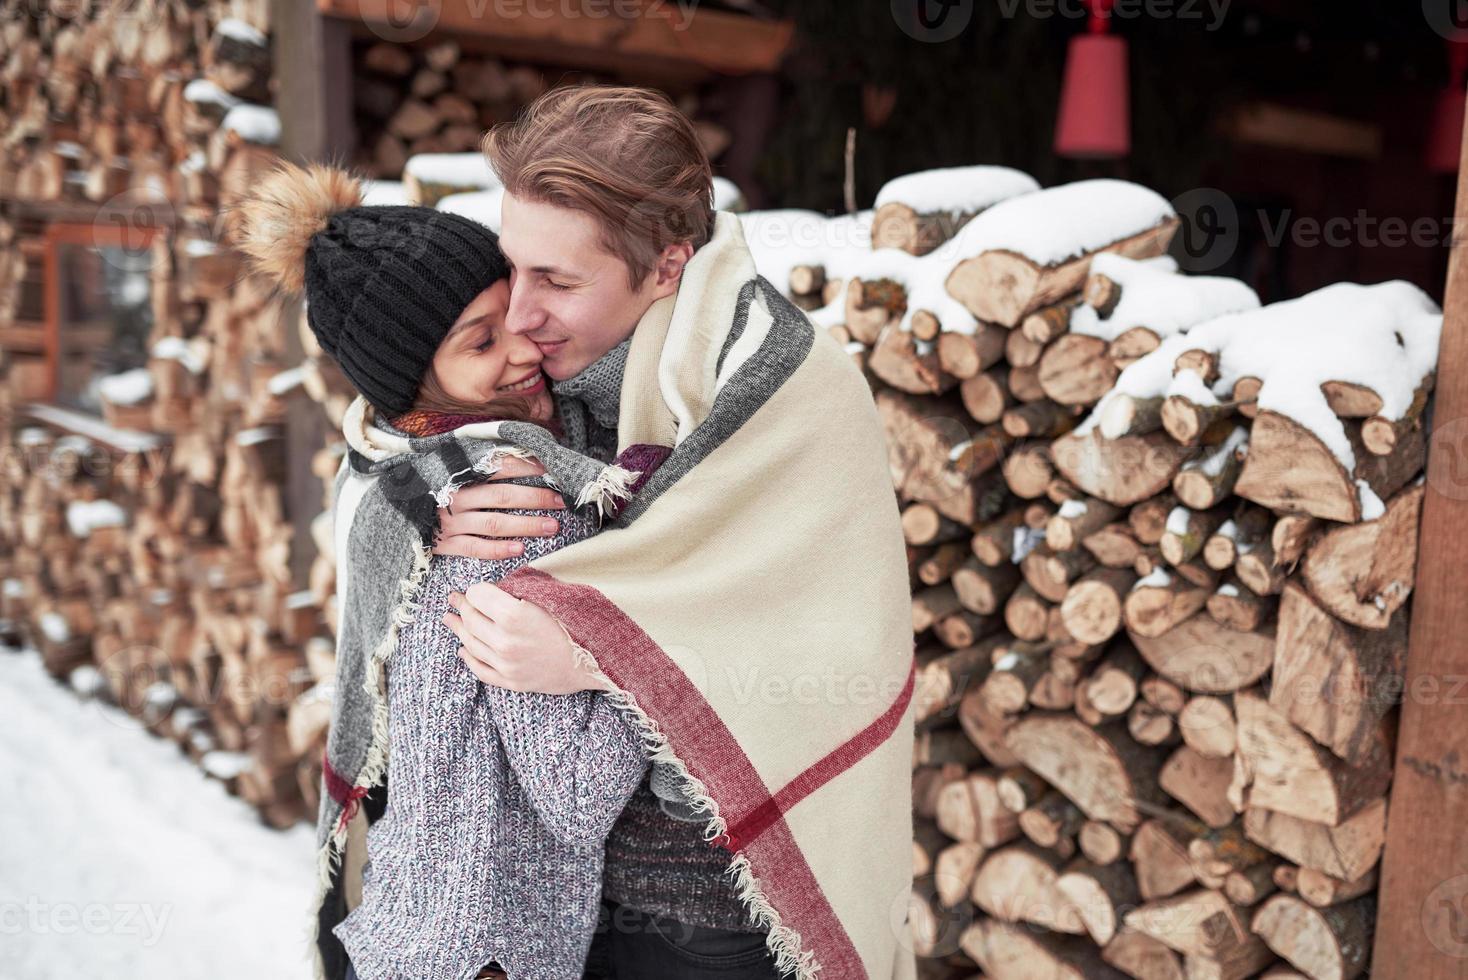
[0,647,318,979]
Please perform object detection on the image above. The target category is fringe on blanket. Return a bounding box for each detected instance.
[559,625,821,980]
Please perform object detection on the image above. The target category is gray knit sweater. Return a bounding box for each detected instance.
[333,476,648,980]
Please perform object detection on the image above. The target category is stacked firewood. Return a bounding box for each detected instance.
[0,0,335,828]
[765,172,1437,980]
[351,38,731,180]
[353,38,544,178]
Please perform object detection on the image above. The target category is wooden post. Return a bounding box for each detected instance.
[271,0,354,586]
[1371,97,1468,975]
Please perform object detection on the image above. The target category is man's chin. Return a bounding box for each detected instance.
[543,354,595,382]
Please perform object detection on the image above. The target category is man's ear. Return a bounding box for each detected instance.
[650,241,695,299]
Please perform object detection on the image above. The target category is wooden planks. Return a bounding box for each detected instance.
[1371,95,1468,979]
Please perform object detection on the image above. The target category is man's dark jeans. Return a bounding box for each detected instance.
[583,897,784,979]
[344,897,782,980]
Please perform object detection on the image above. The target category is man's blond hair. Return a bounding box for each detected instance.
[483,85,715,291]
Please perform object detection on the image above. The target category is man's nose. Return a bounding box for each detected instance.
[504,280,545,336]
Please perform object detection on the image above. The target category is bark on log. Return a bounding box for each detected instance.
[1130,614,1274,694]
[1251,894,1374,980]
[1101,928,1186,980]
[1125,887,1256,960]
[1299,482,1422,630]
[1062,567,1139,645]
[1159,745,1236,828]
[1051,430,1195,507]
[1235,411,1424,524]
[970,842,1086,934]
[935,768,1022,847]
[1130,817,1203,900]
[1241,801,1386,882]
[1058,859,1142,944]
[1234,691,1392,826]
[1039,334,1121,407]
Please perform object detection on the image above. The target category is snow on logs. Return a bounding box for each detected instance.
[871,165,1040,256]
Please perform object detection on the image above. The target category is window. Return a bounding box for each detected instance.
[43,221,162,413]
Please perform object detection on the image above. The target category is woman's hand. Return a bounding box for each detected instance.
[442,581,613,694]
[432,457,566,560]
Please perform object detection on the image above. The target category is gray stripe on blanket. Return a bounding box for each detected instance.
[613,275,813,527]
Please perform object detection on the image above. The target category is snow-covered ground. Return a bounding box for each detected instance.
[0,646,318,979]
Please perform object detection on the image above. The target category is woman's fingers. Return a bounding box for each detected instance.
[438,483,565,542]
[443,610,517,679]
[439,510,560,539]
[449,481,566,513]
[444,598,511,660]
[486,456,548,478]
[431,533,525,560]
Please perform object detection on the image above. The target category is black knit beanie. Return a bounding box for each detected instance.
[236,162,510,417]
[304,207,509,416]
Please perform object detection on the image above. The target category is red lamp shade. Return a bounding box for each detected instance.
[1054,31,1130,158]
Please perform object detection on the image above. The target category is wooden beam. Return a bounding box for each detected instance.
[316,0,793,77]
[1372,96,1468,977]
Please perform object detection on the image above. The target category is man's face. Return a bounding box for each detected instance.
[497,192,663,380]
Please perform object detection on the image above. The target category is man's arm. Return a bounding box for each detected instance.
[432,457,566,560]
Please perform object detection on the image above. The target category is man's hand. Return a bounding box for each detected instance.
[432,457,566,560]
[443,581,613,694]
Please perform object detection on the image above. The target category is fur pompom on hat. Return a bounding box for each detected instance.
[235,162,363,294]
[236,161,509,416]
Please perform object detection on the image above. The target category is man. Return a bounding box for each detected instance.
[436,86,917,980]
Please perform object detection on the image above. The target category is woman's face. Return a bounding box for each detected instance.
[431,279,553,422]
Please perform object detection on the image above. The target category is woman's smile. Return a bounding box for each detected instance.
[498,371,545,395]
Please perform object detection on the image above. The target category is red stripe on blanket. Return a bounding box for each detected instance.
[323,751,355,805]
[722,657,915,853]
[497,565,908,980]
[322,751,370,834]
